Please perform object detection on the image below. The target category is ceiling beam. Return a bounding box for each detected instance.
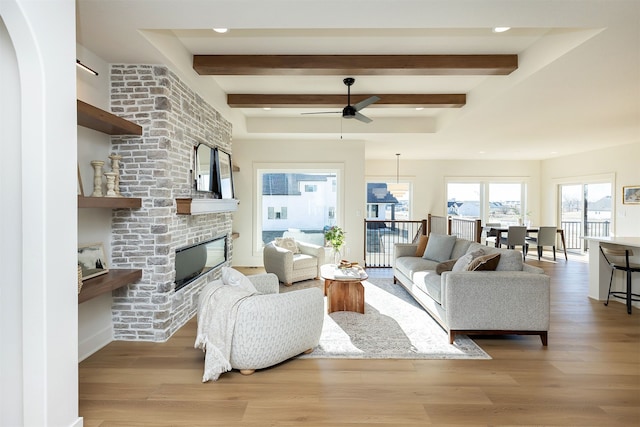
[193,55,518,76]
[227,94,466,108]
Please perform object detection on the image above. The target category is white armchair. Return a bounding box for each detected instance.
[202,273,324,376]
[263,240,325,286]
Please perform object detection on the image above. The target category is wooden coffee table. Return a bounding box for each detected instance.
[320,264,368,314]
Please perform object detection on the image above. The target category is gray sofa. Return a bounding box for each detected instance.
[393,235,550,345]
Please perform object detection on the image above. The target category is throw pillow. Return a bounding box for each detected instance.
[422,234,457,262]
[221,267,258,292]
[435,258,458,275]
[414,235,429,257]
[274,237,300,253]
[451,248,485,272]
[465,253,501,271]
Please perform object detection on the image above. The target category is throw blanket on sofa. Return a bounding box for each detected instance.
[195,281,258,382]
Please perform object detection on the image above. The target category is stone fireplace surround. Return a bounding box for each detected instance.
[108,64,233,342]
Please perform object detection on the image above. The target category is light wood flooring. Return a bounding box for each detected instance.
[79,253,640,426]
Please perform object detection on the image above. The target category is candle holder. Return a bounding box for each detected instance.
[90,160,105,197]
[108,153,123,196]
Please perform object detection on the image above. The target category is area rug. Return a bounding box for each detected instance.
[283,278,491,360]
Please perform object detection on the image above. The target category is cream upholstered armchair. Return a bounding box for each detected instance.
[263,239,325,286]
[199,273,324,376]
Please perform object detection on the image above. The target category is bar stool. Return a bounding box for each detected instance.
[600,244,640,314]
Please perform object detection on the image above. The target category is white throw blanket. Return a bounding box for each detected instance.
[194,281,258,382]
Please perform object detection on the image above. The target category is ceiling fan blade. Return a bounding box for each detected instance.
[354,111,373,123]
[353,95,380,112]
[301,111,341,115]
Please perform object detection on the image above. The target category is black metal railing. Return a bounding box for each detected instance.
[364,220,426,267]
[364,216,482,267]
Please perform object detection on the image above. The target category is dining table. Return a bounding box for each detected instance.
[490,226,568,260]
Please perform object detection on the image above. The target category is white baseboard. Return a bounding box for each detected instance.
[78,325,112,362]
[69,417,84,427]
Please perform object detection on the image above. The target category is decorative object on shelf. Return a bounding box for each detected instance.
[90,160,105,197]
[104,172,118,197]
[77,164,84,196]
[622,185,640,204]
[214,148,235,199]
[324,225,346,264]
[108,153,123,196]
[78,242,109,280]
[77,265,84,294]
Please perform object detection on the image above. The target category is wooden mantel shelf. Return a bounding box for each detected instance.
[77,99,143,136]
[176,198,239,215]
[78,195,142,209]
[78,269,142,304]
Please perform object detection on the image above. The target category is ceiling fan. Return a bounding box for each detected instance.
[302,77,380,123]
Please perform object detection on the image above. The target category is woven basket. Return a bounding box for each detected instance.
[77,265,84,294]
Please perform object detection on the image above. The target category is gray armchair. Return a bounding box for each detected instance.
[263,240,325,286]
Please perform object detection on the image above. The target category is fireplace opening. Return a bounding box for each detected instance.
[174,235,228,292]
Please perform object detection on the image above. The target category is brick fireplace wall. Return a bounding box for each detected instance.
[108,64,233,341]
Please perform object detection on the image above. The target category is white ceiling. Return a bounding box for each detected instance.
[76,0,640,161]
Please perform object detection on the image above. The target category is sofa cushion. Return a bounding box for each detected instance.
[422,234,457,262]
[450,239,473,259]
[275,237,300,254]
[396,256,439,280]
[415,235,429,257]
[413,270,443,304]
[436,258,458,275]
[467,242,523,271]
[452,248,485,272]
[466,253,501,271]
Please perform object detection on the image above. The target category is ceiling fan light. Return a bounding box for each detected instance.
[493,26,511,33]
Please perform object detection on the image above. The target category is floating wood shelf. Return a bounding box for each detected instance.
[77,99,142,136]
[78,195,142,209]
[176,198,239,215]
[78,269,142,304]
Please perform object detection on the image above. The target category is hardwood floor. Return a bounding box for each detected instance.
[79,253,640,426]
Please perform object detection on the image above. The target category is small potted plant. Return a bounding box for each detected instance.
[324,225,346,265]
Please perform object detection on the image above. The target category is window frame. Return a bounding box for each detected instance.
[445,177,530,225]
[253,162,344,255]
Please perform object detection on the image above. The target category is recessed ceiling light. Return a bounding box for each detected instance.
[213,28,228,33]
[493,27,511,33]
[415,107,424,111]
[263,107,271,111]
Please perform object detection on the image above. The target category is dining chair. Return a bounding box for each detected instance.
[483,223,502,246]
[525,226,557,261]
[499,226,528,260]
[599,244,640,314]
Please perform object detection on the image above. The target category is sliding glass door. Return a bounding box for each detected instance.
[560,182,612,251]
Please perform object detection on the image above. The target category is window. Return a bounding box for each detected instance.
[257,167,341,249]
[366,181,411,220]
[446,179,527,225]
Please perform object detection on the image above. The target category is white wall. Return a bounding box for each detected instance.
[0,1,81,426]
[541,141,640,236]
[232,139,366,266]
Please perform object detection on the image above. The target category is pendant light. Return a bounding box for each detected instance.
[388,153,406,198]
